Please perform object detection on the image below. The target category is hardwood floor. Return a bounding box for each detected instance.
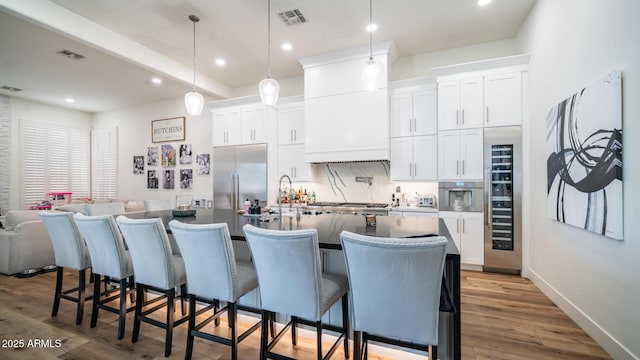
[0,269,610,359]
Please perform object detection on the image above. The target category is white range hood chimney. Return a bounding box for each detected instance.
[299,41,396,163]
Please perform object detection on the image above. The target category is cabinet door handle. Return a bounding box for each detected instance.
[456,109,459,125]
[413,163,417,177]
[462,218,466,233]
[409,118,412,132]
[414,118,417,132]
[457,218,460,233]
[456,160,460,175]
[486,107,489,123]
[462,109,465,124]
[409,163,412,177]
[294,129,297,141]
[291,129,293,141]
[462,160,465,175]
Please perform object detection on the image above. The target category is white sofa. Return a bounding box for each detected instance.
[0,210,55,275]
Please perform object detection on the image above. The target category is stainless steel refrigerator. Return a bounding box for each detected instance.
[213,144,267,211]
[483,126,522,274]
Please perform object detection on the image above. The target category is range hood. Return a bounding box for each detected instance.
[299,42,396,163]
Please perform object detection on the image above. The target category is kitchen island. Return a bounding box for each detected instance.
[126,208,461,360]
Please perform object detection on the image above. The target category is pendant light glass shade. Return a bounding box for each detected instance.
[184,91,204,115]
[258,77,280,106]
[185,15,204,115]
[361,58,384,91]
[361,0,384,91]
[259,0,279,106]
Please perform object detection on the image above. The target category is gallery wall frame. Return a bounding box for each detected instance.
[546,70,623,240]
[152,117,185,143]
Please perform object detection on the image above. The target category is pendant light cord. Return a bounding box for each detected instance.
[192,16,197,91]
[267,0,272,78]
[369,0,373,61]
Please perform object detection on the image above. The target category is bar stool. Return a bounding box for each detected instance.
[169,220,263,360]
[242,224,349,360]
[340,231,448,360]
[115,215,188,357]
[38,211,92,325]
[73,213,135,339]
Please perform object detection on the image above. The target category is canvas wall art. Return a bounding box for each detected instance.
[196,154,210,174]
[161,144,176,167]
[546,70,623,240]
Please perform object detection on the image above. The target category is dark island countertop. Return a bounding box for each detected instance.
[124,208,461,360]
[130,208,459,255]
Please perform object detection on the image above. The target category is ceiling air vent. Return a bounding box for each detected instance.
[1,85,23,92]
[277,9,307,26]
[56,49,86,60]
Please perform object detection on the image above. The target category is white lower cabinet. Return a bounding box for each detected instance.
[439,211,484,266]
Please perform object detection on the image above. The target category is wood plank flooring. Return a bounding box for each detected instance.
[0,269,610,359]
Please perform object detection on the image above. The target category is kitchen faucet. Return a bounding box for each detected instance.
[278,174,292,220]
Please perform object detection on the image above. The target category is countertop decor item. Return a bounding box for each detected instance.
[184,14,204,115]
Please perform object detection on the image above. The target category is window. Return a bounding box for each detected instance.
[91,127,118,200]
[20,120,90,208]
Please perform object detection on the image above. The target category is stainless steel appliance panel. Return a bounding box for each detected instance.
[213,144,267,211]
[483,126,522,274]
[438,181,483,212]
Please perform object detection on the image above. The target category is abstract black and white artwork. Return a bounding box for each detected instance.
[546,70,623,240]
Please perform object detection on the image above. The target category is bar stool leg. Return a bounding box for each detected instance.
[117,278,127,339]
[165,289,175,357]
[132,285,143,343]
[185,294,196,360]
[52,267,63,317]
[91,274,101,328]
[76,269,86,325]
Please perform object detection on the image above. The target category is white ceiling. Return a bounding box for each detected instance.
[0,0,535,113]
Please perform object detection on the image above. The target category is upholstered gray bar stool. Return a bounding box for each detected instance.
[243,224,349,360]
[340,231,448,360]
[38,211,92,325]
[73,213,135,339]
[169,220,263,360]
[115,216,188,357]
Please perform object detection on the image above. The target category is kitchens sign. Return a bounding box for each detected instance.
[152,117,185,143]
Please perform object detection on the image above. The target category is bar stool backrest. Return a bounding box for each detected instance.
[39,211,90,270]
[243,224,324,321]
[340,231,448,345]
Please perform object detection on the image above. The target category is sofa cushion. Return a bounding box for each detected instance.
[4,210,41,231]
[84,202,126,216]
[124,200,145,213]
[55,204,88,214]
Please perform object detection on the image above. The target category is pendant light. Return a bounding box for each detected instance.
[258,0,280,106]
[361,0,384,91]
[184,15,204,115]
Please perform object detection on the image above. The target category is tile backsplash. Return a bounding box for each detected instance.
[296,161,438,206]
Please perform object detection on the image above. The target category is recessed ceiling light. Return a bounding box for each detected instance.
[215,58,226,66]
[282,43,293,51]
[65,98,75,103]
[478,0,492,6]
[366,23,378,32]
[151,77,162,84]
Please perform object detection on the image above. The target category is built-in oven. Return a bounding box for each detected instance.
[438,181,483,212]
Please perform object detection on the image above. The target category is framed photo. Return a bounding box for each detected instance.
[133,156,144,174]
[152,117,185,143]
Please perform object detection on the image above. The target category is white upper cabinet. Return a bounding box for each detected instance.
[390,135,437,181]
[484,71,522,127]
[438,76,484,130]
[213,108,242,146]
[241,106,267,144]
[438,129,483,180]
[278,144,311,182]
[278,104,305,145]
[213,104,272,147]
[390,85,437,137]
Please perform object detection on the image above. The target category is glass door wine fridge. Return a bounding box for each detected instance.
[484,126,522,274]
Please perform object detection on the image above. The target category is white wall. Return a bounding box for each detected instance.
[92,97,213,204]
[516,1,640,358]
[393,38,519,80]
[230,75,305,98]
[7,97,92,209]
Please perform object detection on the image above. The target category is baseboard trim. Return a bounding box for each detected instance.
[527,268,638,360]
